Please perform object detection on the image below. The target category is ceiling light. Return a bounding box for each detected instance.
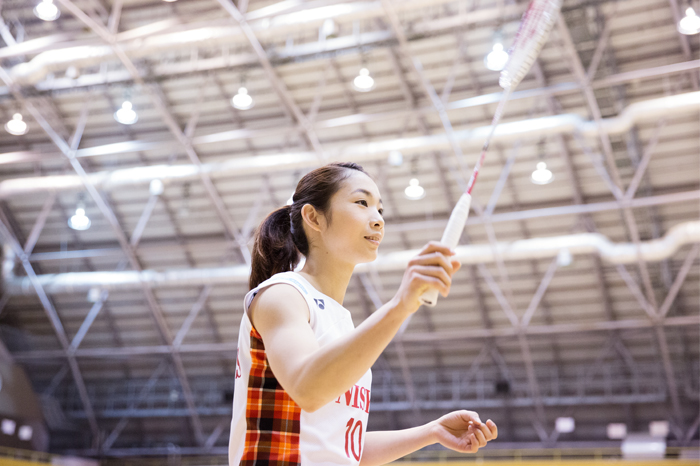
[68,205,91,231]
[404,178,425,200]
[149,179,164,196]
[114,101,138,125]
[321,18,338,39]
[232,87,254,110]
[65,66,79,79]
[607,423,627,439]
[678,7,700,35]
[18,425,32,441]
[649,420,669,438]
[353,68,375,92]
[1,419,15,435]
[555,417,575,433]
[388,150,403,167]
[485,42,509,71]
[87,287,102,303]
[34,0,60,21]
[556,248,572,267]
[531,161,554,185]
[5,113,28,136]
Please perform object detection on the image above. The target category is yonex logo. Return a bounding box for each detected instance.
[314,298,325,310]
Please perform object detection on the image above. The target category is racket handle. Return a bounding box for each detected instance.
[419,193,472,307]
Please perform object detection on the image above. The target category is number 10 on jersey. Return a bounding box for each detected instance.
[345,418,363,461]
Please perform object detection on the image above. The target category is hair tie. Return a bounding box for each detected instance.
[289,210,295,235]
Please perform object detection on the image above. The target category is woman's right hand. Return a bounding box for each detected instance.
[392,241,462,315]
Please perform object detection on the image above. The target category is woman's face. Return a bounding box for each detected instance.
[314,172,385,265]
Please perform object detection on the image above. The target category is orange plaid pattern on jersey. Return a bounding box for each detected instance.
[241,327,302,466]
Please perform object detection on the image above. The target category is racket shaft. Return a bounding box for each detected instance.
[419,193,472,307]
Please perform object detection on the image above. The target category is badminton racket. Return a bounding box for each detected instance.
[419,0,563,307]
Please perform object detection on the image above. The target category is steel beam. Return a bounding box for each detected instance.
[557,17,688,425]
[172,286,212,348]
[22,192,56,256]
[215,0,326,157]
[558,17,659,312]
[520,257,559,328]
[0,217,101,441]
[55,0,251,267]
[129,194,159,249]
[69,290,109,351]
[665,0,700,90]
[2,88,698,181]
[0,66,207,446]
[358,274,419,414]
[659,244,699,318]
[382,0,471,184]
[102,360,168,450]
[23,188,700,264]
[10,313,700,360]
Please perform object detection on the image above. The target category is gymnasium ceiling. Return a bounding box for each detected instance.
[0,0,698,457]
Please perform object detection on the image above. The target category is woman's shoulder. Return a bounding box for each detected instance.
[256,271,309,293]
[249,273,312,326]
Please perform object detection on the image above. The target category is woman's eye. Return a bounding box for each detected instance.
[357,200,368,206]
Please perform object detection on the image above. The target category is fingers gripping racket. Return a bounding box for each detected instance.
[419,0,563,307]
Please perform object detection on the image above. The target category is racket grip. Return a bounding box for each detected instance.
[419,193,472,307]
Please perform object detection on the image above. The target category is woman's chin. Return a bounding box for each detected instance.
[358,250,379,264]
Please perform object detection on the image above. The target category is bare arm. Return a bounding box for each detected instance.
[360,413,499,466]
[252,285,410,412]
[359,426,434,466]
[252,242,461,412]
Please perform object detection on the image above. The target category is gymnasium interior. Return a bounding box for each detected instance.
[0,0,698,464]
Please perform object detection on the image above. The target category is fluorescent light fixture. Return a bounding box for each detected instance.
[18,425,32,441]
[353,68,375,92]
[555,417,575,433]
[388,150,403,166]
[1,419,15,435]
[649,420,669,438]
[404,178,425,200]
[485,42,509,71]
[5,113,28,136]
[607,423,627,439]
[232,87,254,110]
[34,0,60,21]
[114,101,138,125]
[68,206,91,231]
[531,161,554,184]
[678,7,700,35]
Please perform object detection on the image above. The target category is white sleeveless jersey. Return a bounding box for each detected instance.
[229,271,372,466]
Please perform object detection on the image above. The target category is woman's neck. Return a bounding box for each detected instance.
[298,256,354,306]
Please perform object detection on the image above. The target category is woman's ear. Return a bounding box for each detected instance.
[301,203,325,233]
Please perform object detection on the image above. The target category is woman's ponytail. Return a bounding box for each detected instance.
[248,162,369,290]
[248,205,301,290]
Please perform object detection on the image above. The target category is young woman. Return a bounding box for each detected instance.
[229,162,497,466]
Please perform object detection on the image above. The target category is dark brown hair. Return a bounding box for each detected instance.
[248,162,370,290]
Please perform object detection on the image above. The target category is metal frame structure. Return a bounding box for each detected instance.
[0,0,697,457]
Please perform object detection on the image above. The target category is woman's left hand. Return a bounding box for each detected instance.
[429,410,498,453]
